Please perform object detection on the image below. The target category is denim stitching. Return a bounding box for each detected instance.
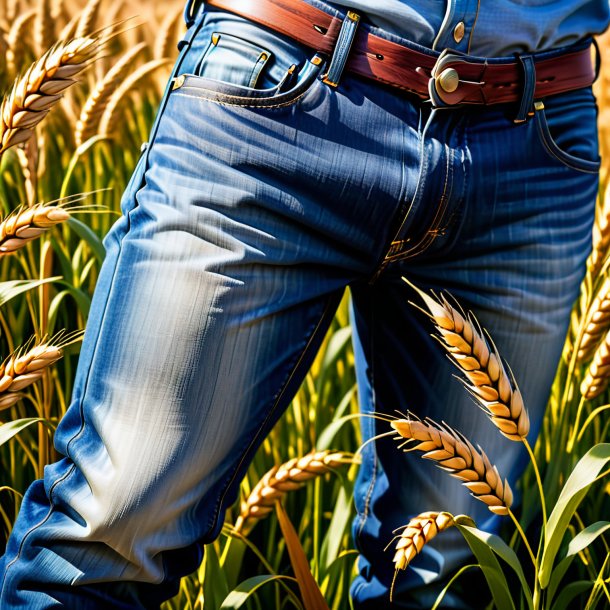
[175,88,313,109]
[205,293,340,537]
[175,68,322,109]
[534,109,601,174]
[386,142,453,262]
[355,291,378,540]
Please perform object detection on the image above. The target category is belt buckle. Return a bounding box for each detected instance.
[428,49,487,108]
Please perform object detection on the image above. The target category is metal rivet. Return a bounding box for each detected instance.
[172,74,186,90]
[437,67,459,93]
[453,21,465,43]
[212,33,220,45]
[260,52,268,62]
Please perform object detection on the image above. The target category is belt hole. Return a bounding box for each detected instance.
[313,24,328,35]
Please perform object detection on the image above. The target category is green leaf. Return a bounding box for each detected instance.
[319,485,353,571]
[0,418,44,446]
[219,575,297,609]
[551,580,592,610]
[540,444,610,588]
[67,217,105,262]
[566,521,610,558]
[275,501,331,610]
[547,521,610,607]
[0,277,61,308]
[202,541,229,610]
[317,412,360,452]
[454,521,516,610]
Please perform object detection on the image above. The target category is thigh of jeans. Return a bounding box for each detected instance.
[350,88,599,609]
[0,6,426,609]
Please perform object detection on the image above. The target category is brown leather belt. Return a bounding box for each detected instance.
[202,0,596,107]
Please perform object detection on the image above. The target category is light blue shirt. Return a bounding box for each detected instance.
[328,1,610,56]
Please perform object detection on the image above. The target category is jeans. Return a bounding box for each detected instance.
[0,1,600,608]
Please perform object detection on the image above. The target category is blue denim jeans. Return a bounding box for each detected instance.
[0,1,600,608]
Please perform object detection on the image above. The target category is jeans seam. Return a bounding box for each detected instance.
[204,293,340,538]
[355,291,378,540]
[391,144,454,262]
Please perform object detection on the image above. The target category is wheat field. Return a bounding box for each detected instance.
[0,1,608,609]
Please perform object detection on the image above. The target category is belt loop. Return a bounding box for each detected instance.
[322,11,361,87]
[183,0,204,28]
[514,54,536,124]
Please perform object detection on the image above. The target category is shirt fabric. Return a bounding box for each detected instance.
[327,1,610,57]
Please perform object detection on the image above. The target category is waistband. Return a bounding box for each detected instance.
[184,0,597,115]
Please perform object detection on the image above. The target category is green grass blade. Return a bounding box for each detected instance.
[67,217,105,262]
[454,522,516,610]
[219,575,298,609]
[0,418,44,447]
[551,580,593,610]
[540,444,610,589]
[202,541,229,610]
[0,277,61,307]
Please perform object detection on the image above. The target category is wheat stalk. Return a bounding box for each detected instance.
[406,280,530,441]
[391,416,513,515]
[235,450,352,533]
[98,58,170,137]
[6,9,36,78]
[75,0,102,39]
[577,276,610,363]
[75,41,146,147]
[0,35,106,154]
[154,8,181,60]
[35,0,54,56]
[581,329,610,399]
[0,202,70,255]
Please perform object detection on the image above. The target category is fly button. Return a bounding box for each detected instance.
[453,21,465,43]
[437,67,459,93]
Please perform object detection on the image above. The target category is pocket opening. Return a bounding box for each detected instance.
[533,96,601,175]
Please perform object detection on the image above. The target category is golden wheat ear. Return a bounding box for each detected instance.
[581,329,610,398]
[403,278,530,441]
[587,186,610,280]
[0,17,133,156]
[391,415,513,515]
[234,450,354,535]
[390,511,457,571]
[0,330,83,398]
[577,276,610,363]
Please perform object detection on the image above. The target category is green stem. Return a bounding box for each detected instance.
[567,396,587,453]
[508,509,536,569]
[523,438,547,529]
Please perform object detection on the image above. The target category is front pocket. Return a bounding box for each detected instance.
[194,32,273,88]
[533,91,601,174]
[172,54,326,109]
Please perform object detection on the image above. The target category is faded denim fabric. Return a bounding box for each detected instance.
[0,1,601,608]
